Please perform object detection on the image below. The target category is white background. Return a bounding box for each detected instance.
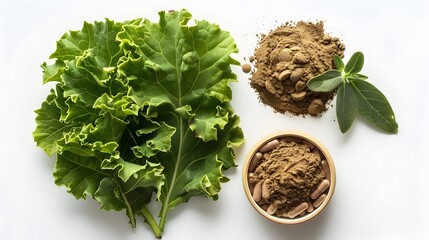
[1,0,428,239]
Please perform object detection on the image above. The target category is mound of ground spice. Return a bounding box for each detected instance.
[248,139,325,217]
[249,21,345,115]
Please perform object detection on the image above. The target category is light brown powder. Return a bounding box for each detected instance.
[249,21,345,116]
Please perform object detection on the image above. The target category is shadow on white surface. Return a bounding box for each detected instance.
[256,204,332,239]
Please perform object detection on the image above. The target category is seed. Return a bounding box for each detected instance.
[291,91,306,101]
[277,49,293,62]
[322,35,332,44]
[278,70,292,81]
[295,80,306,92]
[265,80,277,95]
[290,68,305,83]
[242,63,252,73]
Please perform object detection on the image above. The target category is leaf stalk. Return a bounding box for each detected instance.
[140,206,163,239]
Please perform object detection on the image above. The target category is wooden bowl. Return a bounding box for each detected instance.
[242,130,336,224]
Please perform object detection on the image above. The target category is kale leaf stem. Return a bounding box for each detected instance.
[116,177,137,228]
[140,206,162,239]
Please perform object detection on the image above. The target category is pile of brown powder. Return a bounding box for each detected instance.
[248,139,325,217]
[249,21,345,115]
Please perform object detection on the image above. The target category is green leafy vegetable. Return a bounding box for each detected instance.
[307,51,398,134]
[33,9,244,239]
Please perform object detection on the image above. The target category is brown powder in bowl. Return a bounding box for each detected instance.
[248,139,325,217]
[249,21,345,116]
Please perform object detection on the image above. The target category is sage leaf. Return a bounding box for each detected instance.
[348,73,368,81]
[350,80,398,133]
[336,82,358,133]
[307,69,343,92]
[355,73,368,80]
[345,51,364,74]
[334,55,344,71]
[307,51,399,134]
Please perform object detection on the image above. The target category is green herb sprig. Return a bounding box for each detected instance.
[307,51,398,134]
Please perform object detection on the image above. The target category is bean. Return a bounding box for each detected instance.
[310,179,330,200]
[278,49,293,62]
[261,180,270,200]
[248,152,262,172]
[252,181,262,202]
[259,139,280,153]
[295,80,306,92]
[322,34,332,44]
[321,160,331,181]
[287,202,309,218]
[313,194,327,208]
[290,68,304,83]
[291,91,306,101]
[265,80,277,95]
[242,63,252,73]
[278,70,292,81]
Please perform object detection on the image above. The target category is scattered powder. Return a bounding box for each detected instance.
[248,139,325,217]
[248,21,345,116]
